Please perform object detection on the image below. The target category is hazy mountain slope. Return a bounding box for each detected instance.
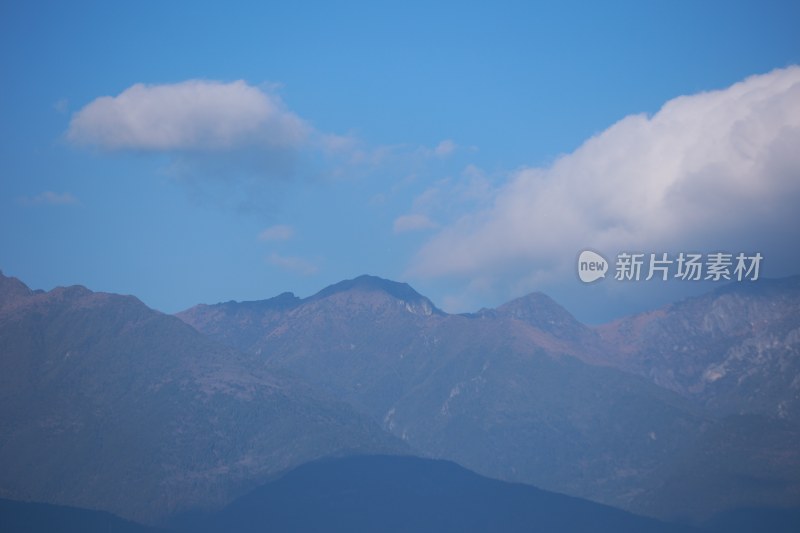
[702,505,800,533]
[179,276,445,416]
[179,276,708,511]
[6,456,797,533]
[0,272,405,523]
[384,328,705,509]
[175,291,302,352]
[178,274,800,521]
[0,498,165,533]
[595,277,800,421]
[488,291,602,348]
[179,455,701,533]
[630,414,800,522]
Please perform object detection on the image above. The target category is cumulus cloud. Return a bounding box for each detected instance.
[18,191,79,206]
[409,66,800,291]
[64,80,471,210]
[393,214,437,233]
[65,79,457,199]
[67,80,309,151]
[266,253,318,276]
[258,224,295,241]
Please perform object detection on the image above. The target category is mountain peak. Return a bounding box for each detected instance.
[494,291,595,341]
[313,274,413,297]
[0,271,33,305]
[310,275,442,316]
[230,291,301,311]
[496,291,574,322]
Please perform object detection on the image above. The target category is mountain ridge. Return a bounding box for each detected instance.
[0,272,407,523]
[593,275,800,421]
[4,270,800,524]
[177,273,800,522]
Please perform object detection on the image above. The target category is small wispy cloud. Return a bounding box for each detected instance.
[266,253,318,276]
[53,98,69,114]
[413,139,458,160]
[258,224,295,241]
[320,133,360,155]
[434,139,457,158]
[18,191,79,206]
[393,214,437,234]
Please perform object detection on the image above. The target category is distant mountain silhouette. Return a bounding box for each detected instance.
[5,457,798,533]
[0,498,164,533]
[177,455,700,533]
[702,505,800,533]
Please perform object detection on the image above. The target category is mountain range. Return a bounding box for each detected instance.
[595,277,800,422]
[178,274,800,522]
[2,270,799,530]
[0,272,404,522]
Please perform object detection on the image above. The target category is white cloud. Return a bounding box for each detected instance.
[18,191,79,206]
[67,80,310,151]
[393,214,438,234]
[266,253,318,276]
[409,66,800,289]
[64,80,469,213]
[258,224,295,241]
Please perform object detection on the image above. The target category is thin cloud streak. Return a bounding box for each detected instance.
[267,253,318,276]
[258,224,295,241]
[18,191,80,206]
[393,214,437,234]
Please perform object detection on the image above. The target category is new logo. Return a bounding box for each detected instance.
[578,250,608,283]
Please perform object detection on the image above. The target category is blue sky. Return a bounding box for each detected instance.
[2,1,799,322]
